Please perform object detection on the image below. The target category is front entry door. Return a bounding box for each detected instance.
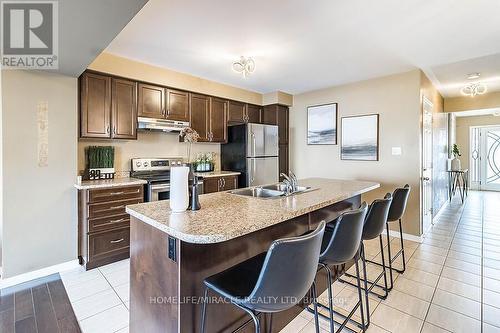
[422,97,433,234]
[480,126,500,191]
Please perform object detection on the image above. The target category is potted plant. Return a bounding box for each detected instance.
[451,144,462,171]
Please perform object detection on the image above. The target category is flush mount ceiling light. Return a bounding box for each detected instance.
[232,56,255,78]
[461,82,487,97]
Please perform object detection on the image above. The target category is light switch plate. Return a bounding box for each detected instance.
[392,147,402,156]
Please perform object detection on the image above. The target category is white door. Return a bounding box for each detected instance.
[480,126,500,191]
[422,97,433,234]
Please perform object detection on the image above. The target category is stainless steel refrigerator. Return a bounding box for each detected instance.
[221,123,279,187]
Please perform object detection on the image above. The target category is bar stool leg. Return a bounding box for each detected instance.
[311,281,320,333]
[360,244,370,327]
[378,234,389,299]
[200,287,209,333]
[396,218,406,274]
[232,302,261,333]
[354,257,367,332]
[385,226,394,290]
[267,313,273,333]
[323,264,336,333]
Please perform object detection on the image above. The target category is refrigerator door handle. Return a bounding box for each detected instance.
[252,158,256,184]
[251,131,256,157]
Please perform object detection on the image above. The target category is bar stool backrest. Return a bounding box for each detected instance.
[319,203,368,265]
[246,221,326,312]
[362,193,393,240]
[387,184,411,222]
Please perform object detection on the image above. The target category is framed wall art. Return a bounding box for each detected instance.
[307,103,338,145]
[341,114,379,161]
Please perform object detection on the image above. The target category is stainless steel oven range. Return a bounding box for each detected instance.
[130,158,204,202]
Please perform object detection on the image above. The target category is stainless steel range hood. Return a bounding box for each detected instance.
[137,117,189,132]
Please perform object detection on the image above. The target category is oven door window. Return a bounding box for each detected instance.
[150,183,171,201]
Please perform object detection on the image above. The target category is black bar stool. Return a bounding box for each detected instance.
[366,184,411,290]
[308,203,368,333]
[200,221,326,333]
[339,194,393,326]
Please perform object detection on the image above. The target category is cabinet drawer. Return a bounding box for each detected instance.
[88,198,142,219]
[88,185,143,203]
[89,214,130,233]
[88,228,129,262]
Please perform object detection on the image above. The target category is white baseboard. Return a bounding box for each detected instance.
[0,259,80,290]
[385,229,423,243]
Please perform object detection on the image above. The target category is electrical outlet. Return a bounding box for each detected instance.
[168,236,177,262]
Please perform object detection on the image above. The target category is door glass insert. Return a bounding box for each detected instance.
[470,127,480,187]
[486,129,500,185]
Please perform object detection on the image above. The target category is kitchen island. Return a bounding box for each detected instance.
[126,178,379,333]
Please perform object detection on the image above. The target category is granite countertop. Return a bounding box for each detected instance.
[74,177,147,190]
[126,178,380,244]
[194,171,241,178]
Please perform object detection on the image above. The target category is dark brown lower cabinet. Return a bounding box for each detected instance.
[78,185,143,270]
[203,175,238,194]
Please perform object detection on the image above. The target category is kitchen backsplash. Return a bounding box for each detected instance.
[78,131,221,175]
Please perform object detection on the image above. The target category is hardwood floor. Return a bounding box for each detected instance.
[0,274,80,333]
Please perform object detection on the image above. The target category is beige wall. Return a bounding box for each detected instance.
[456,115,500,170]
[1,70,77,278]
[444,91,500,112]
[89,53,263,105]
[290,70,423,236]
[78,132,221,173]
[262,91,293,106]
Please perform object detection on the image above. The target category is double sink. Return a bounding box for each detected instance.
[230,183,314,199]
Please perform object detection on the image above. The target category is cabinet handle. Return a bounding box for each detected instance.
[107,191,125,196]
[108,218,127,224]
[110,238,124,244]
[106,126,110,134]
[109,205,125,210]
[113,126,116,134]
[222,178,226,189]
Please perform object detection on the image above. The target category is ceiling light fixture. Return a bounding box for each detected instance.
[232,56,255,78]
[461,82,487,97]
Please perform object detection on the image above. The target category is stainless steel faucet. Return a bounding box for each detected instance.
[280,172,298,194]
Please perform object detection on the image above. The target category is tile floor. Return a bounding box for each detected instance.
[60,191,500,333]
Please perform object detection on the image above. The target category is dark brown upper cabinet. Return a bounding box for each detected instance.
[246,104,261,123]
[138,83,165,119]
[190,93,210,142]
[80,72,111,138]
[228,101,261,125]
[111,78,137,139]
[262,105,278,125]
[166,89,189,122]
[228,100,246,124]
[263,104,289,144]
[277,105,289,144]
[209,97,228,143]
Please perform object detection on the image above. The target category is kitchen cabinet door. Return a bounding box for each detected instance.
[138,83,165,118]
[203,177,220,194]
[221,176,238,191]
[80,72,111,138]
[262,105,278,125]
[277,105,289,144]
[111,78,137,139]
[246,104,261,123]
[190,93,210,142]
[166,89,190,122]
[228,100,246,124]
[209,97,228,143]
[279,144,289,181]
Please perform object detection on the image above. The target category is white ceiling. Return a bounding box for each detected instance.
[57,0,148,76]
[106,0,500,95]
